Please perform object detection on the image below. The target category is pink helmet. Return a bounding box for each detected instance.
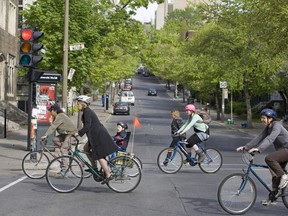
[185,104,195,112]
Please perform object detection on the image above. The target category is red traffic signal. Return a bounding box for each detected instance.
[19,29,44,68]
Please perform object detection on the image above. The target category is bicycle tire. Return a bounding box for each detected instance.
[217,173,257,215]
[46,155,83,193]
[282,186,288,208]
[132,155,143,169]
[199,148,223,174]
[107,156,142,193]
[157,147,183,174]
[22,151,50,179]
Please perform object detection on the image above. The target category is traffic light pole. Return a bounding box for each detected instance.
[62,0,69,111]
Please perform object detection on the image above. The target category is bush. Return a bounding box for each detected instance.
[225,101,246,116]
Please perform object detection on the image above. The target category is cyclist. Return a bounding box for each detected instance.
[236,108,288,206]
[162,110,184,165]
[74,95,119,185]
[112,122,129,151]
[41,104,77,156]
[176,104,210,163]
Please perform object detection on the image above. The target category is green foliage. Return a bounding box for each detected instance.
[20,0,159,94]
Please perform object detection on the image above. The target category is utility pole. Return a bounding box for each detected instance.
[62,0,69,111]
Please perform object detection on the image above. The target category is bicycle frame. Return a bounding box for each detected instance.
[172,141,208,164]
[239,155,287,198]
[71,145,104,179]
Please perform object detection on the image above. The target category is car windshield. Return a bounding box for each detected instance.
[115,102,128,106]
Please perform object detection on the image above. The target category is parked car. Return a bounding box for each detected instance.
[123,84,132,91]
[120,90,135,106]
[112,102,130,115]
[148,88,157,96]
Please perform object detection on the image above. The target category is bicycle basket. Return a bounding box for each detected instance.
[115,151,126,165]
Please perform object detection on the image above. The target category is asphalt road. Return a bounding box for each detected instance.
[0,74,287,216]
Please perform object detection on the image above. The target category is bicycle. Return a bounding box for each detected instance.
[45,136,142,193]
[217,151,288,215]
[157,137,223,174]
[22,138,92,179]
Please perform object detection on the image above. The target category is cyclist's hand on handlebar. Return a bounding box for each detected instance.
[248,148,259,154]
[41,135,47,140]
[236,146,245,152]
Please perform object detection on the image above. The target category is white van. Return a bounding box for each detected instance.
[120,91,135,106]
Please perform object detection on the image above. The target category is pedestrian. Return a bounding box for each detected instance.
[74,95,119,184]
[236,108,288,206]
[176,104,210,163]
[101,94,105,107]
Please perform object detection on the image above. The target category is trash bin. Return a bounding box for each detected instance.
[241,122,247,128]
[227,119,231,125]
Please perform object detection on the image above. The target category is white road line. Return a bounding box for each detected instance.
[0,176,27,193]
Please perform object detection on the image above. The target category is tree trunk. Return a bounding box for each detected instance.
[243,74,254,128]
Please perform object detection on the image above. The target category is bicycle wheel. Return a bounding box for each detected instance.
[157,147,183,174]
[132,155,143,169]
[199,148,223,174]
[107,156,142,193]
[218,173,257,215]
[22,151,50,179]
[46,155,83,193]
[282,186,288,208]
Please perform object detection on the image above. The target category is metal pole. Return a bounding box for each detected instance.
[62,0,69,111]
[221,88,225,122]
[231,89,233,121]
[4,108,7,138]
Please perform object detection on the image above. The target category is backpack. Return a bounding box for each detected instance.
[199,112,211,125]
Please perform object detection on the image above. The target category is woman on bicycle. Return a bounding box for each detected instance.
[236,108,288,205]
[74,95,119,184]
[176,104,210,163]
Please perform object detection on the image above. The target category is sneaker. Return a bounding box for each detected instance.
[101,175,114,185]
[197,152,206,163]
[261,199,278,206]
[279,174,288,189]
[162,160,168,166]
[183,158,190,164]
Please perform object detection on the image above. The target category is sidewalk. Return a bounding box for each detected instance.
[0,99,111,173]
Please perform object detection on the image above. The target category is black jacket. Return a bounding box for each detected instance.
[78,107,119,160]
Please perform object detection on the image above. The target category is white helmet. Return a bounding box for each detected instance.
[76,95,91,104]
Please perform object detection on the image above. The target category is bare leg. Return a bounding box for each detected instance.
[98,158,111,177]
[83,142,97,169]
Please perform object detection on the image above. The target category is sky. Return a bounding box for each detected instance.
[132,2,158,23]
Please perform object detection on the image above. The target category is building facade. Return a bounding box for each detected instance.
[155,0,208,30]
[0,0,18,104]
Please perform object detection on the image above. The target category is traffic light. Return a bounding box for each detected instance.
[19,29,44,68]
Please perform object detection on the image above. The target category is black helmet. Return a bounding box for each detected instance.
[117,122,128,130]
[260,108,277,119]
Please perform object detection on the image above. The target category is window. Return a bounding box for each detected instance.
[0,0,6,30]
[8,1,16,36]
[7,55,16,97]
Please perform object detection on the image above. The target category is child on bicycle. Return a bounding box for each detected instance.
[236,108,288,206]
[112,122,129,152]
[176,104,210,163]
[162,110,184,165]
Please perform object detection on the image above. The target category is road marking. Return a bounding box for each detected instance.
[0,176,27,192]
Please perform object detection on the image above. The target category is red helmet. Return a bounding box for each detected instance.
[185,104,195,112]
